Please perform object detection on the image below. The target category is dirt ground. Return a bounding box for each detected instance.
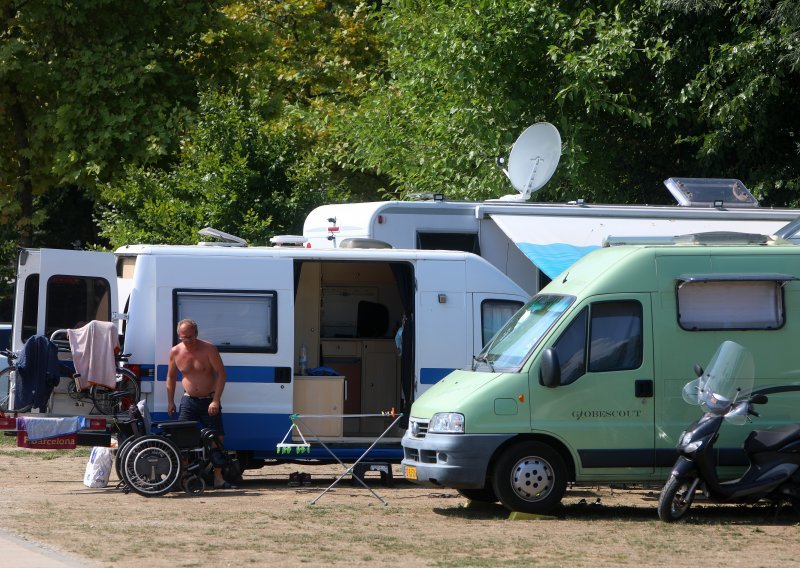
[0,445,799,568]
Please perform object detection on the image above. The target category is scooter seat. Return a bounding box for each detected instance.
[744,423,800,454]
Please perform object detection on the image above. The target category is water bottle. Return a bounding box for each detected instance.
[299,344,308,375]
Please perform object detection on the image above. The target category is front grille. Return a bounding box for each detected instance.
[409,418,429,439]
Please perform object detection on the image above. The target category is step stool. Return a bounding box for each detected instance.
[351,462,394,487]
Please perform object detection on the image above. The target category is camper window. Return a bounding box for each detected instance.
[677,280,784,330]
[21,274,111,342]
[175,290,277,352]
[552,300,643,385]
[481,300,524,345]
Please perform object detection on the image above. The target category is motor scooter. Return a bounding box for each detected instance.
[658,340,800,522]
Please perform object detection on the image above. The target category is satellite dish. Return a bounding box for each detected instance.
[499,122,561,201]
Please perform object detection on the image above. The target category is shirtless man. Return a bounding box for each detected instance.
[167,318,232,489]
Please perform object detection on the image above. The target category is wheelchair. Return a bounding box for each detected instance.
[114,405,240,497]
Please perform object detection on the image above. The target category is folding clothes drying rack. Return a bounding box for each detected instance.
[277,411,404,506]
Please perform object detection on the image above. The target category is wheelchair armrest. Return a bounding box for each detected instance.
[152,420,199,431]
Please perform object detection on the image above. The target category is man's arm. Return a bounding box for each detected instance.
[208,345,226,416]
[166,346,178,416]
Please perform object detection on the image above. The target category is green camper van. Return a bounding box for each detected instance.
[401,232,800,513]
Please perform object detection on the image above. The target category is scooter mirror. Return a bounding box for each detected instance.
[693,364,704,378]
[750,393,768,405]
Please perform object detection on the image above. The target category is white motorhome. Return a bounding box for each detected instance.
[10,240,528,464]
[303,126,799,295]
[304,180,800,296]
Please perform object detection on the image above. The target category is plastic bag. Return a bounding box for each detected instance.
[83,446,113,488]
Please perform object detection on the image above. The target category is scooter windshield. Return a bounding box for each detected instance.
[682,341,755,414]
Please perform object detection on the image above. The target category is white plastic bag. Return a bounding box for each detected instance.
[83,446,113,488]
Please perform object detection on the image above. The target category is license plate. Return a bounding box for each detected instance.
[404,465,417,480]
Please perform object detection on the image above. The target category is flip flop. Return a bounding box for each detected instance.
[214,481,238,490]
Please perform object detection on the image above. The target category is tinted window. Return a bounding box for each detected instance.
[417,232,480,255]
[44,276,111,339]
[22,274,39,342]
[551,301,643,385]
[588,302,643,372]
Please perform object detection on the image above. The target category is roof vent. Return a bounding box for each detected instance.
[338,238,393,249]
[664,178,759,208]
[198,227,247,247]
[270,235,308,247]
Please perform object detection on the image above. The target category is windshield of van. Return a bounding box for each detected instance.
[474,294,574,372]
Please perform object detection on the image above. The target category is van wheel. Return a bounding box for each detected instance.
[456,485,497,504]
[492,441,567,515]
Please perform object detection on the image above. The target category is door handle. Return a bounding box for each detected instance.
[635,379,653,398]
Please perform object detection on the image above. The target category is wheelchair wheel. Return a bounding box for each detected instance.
[121,435,182,497]
[182,475,206,496]
[90,368,140,416]
[114,434,141,482]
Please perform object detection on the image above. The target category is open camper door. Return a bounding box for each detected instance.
[12,248,119,351]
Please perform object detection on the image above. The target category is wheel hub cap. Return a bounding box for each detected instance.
[511,456,554,502]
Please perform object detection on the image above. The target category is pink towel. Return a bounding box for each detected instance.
[68,321,120,390]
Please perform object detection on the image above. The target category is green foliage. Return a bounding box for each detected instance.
[332,1,677,203]
[330,0,800,206]
[97,89,334,246]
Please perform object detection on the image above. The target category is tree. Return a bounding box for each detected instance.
[97,0,385,247]
[330,0,800,207]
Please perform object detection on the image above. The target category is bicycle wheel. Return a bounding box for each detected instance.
[0,366,14,412]
[90,368,140,416]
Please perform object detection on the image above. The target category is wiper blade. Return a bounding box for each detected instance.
[473,354,494,372]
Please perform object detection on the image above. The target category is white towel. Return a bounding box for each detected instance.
[68,321,120,390]
[18,416,86,441]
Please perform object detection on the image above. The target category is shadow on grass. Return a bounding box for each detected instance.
[432,498,800,525]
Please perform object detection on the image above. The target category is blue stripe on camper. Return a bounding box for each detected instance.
[420,368,454,385]
[155,365,284,383]
[517,242,600,279]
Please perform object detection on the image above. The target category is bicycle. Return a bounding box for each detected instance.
[49,329,141,417]
[0,346,139,417]
[0,349,18,413]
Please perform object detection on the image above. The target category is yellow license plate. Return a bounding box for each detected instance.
[404,465,417,480]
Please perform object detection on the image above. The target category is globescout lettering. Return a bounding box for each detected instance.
[571,409,643,421]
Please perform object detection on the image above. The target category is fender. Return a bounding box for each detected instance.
[670,455,698,478]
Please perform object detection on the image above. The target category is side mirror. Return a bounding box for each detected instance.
[693,364,704,378]
[540,348,561,388]
[750,393,768,405]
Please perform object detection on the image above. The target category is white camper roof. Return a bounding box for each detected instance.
[304,200,800,279]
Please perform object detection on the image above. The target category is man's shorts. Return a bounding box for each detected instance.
[179,394,225,436]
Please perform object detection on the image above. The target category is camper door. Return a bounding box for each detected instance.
[12,248,119,351]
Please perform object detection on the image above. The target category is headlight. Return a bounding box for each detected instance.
[428,412,465,434]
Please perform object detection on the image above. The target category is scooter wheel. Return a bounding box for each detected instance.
[658,475,695,522]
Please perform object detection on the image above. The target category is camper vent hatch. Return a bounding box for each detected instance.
[198,227,247,247]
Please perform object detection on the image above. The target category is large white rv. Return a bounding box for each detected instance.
[304,180,800,296]
[9,241,528,464]
[303,126,799,295]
